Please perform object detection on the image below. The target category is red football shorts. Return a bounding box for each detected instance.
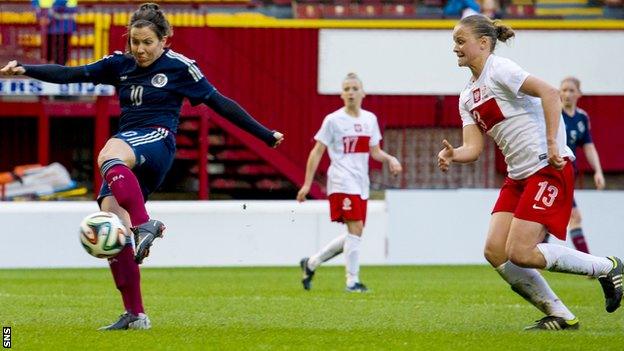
[328,193,368,224]
[492,162,574,240]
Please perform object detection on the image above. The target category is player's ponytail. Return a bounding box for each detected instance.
[493,20,515,43]
[459,15,514,52]
[139,3,160,12]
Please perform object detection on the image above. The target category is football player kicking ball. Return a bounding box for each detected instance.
[1,2,283,330]
[438,15,622,330]
[297,73,402,293]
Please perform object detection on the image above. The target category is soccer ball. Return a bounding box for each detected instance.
[79,211,127,258]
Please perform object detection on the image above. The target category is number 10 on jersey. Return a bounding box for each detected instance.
[130,85,143,106]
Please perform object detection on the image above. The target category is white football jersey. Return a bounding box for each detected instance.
[459,54,574,180]
[315,107,382,199]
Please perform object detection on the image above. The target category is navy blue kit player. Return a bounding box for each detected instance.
[543,77,605,254]
[1,2,283,330]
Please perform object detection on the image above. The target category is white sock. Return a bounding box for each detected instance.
[308,234,346,271]
[537,243,613,277]
[496,261,575,320]
[344,234,362,287]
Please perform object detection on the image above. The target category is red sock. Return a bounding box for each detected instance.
[103,163,149,227]
[570,228,590,254]
[109,246,145,314]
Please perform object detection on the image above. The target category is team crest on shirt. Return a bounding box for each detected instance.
[354,124,362,132]
[151,73,168,88]
[472,88,481,103]
[342,198,352,211]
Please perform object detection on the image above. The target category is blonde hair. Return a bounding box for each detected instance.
[343,72,363,88]
[459,15,515,52]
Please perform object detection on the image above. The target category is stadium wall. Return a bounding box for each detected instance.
[1,190,622,268]
[107,26,624,172]
[0,200,387,268]
[2,26,623,177]
[318,29,624,95]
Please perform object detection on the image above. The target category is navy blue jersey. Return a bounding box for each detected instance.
[85,48,216,133]
[563,108,593,157]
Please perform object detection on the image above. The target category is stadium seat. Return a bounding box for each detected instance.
[294,2,323,17]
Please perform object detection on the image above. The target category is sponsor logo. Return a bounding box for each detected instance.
[0,79,114,96]
[108,174,125,187]
[532,204,546,210]
[120,75,128,81]
[539,153,547,161]
[121,131,138,137]
[151,73,168,88]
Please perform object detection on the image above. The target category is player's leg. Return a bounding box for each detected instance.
[507,217,612,274]
[344,219,367,292]
[341,195,367,292]
[97,137,148,226]
[508,218,621,313]
[568,203,590,253]
[306,235,346,270]
[484,212,513,268]
[98,195,151,331]
[485,212,576,328]
[301,234,346,290]
[100,129,173,263]
[300,194,347,290]
[98,137,164,263]
[305,193,349,271]
[509,164,622,312]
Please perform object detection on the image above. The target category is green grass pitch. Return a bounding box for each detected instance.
[0,265,622,350]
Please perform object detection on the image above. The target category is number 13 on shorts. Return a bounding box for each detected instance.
[534,181,558,208]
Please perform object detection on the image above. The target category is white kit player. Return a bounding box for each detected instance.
[437,15,623,330]
[297,73,402,292]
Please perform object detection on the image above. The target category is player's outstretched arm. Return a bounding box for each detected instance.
[0,60,90,83]
[370,145,402,176]
[204,91,283,147]
[437,124,484,172]
[296,141,326,202]
[0,61,25,76]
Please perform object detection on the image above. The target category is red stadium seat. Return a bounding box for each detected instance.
[323,2,356,18]
[383,3,416,17]
[506,4,536,17]
[293,2,322,18]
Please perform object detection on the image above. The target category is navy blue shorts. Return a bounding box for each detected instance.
[98,127,176,202]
